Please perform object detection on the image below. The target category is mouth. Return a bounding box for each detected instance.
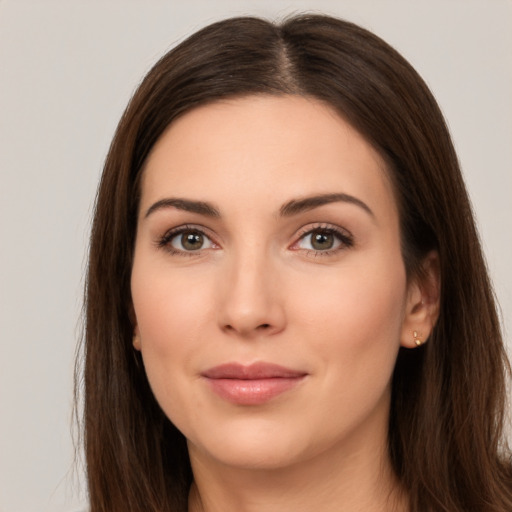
[201,362,307,406]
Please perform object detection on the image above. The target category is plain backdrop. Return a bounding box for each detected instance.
[0,1,511,511]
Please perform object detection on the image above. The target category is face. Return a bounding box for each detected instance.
[131,95,415,471]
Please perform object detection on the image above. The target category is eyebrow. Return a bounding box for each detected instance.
[279,193,374,218]
[144,198,221,219]
[144,193,374,220]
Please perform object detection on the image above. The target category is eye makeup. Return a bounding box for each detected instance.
[155,221,354,259]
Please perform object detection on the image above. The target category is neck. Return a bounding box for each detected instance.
[187,421,408,512]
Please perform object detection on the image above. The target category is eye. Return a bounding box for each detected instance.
[294,226,353,254]
[299,230,338,251]
[158,226,216,254]
[171,230,213,251]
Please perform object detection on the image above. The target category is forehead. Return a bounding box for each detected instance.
[140,95,397,221]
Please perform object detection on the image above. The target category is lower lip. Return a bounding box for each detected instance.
[205,377,305,405]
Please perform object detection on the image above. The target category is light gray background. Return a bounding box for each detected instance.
[1,1,511,511]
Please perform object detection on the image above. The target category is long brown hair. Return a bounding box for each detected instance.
[78,14,512,511]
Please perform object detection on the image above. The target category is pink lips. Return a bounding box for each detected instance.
[201,362,307,405]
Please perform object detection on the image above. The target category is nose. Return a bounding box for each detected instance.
[216,249,286,338]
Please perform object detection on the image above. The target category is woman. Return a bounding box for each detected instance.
[79,14,512,511]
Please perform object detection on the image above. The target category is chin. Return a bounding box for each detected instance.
[186,417,313,470]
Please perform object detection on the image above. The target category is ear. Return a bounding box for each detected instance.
[400,250,441,348]
[132,325,141,351]
[129,304,142,351]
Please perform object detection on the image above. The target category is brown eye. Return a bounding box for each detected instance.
[170,230,212,252]
[295,227,352,254]
[310,230,335,250]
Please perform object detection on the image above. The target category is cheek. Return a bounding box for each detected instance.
[289,255,407,370]
[132,260,214,346]
[130,259,217,412]
[131,266,218,438]
[284,257,407,441]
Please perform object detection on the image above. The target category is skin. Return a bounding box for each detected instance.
[131,95,439,512]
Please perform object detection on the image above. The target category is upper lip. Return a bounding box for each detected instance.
[201,362,307,380]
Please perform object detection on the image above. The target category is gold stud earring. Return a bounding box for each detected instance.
[413,331,422,347]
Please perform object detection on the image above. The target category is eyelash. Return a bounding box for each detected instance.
[156,224,216,257]
[156,223,354,257]
[292,224,354,257]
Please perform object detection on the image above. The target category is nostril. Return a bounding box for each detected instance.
[259,324,271,329]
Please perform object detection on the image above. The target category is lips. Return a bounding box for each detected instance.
[201,362,307,405]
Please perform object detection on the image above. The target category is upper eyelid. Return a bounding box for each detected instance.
[162,224,214,238]
[294,223,353,240]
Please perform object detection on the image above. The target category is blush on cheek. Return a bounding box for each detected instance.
[295,266,406,357]
[132,261,210,340]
